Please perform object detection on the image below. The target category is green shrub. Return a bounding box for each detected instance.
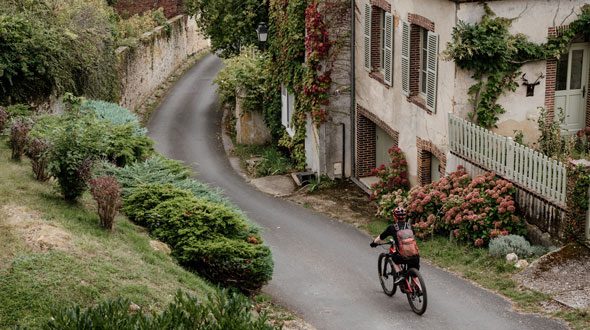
[214,46,268,112]
[146,196,273,292]
[82,100,146,136]
[122,184,194,226]
[5,104,33,117]
[489,235,539,258]
[44,289,278,329]
[0,3,119,104]
[104,124,154,167]
[254,148,294,177]
[0,107,8,133]
[96,156,230,206]
[46,115,109,201]
[8,117,32,161]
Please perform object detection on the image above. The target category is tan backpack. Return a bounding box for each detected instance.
[395,223,419,260]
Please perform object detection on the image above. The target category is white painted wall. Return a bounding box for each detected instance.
[355,0,457,185]
[355,0,588,185]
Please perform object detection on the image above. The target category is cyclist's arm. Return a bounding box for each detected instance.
[372,225,396,243]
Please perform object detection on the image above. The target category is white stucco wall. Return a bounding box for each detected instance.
[355,0,457,185]
[455,0,589,143]
[117,15,208,112]
[355,0,588,184]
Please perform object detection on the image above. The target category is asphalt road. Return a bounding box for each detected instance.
[146,53,567,330]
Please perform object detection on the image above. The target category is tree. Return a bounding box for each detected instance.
[185,0,268,58]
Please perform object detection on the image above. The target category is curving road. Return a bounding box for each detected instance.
[146,53,567,330]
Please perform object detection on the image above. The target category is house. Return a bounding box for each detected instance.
[352,0,590,190]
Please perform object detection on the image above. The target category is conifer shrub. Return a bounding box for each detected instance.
[44,289,278,329]
[82,100,147,136]
[488,234,547,258]
[144,196,273,292]
[104,124,154,167]
[89,176,123,231]
[96,156,231,206]
[121,184,194,226]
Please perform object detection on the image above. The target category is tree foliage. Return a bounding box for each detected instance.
[184,0,268,58]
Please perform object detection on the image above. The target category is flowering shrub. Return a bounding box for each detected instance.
[370,147,410,204]
[9,118,32,161]
[440,171,525,245]
[25,137,50,181]
[400,166,526,246]
[89,176,122,231]
[0,106,10,133]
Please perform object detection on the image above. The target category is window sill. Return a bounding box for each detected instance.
[407,95,432,114]
[369,71,390,89]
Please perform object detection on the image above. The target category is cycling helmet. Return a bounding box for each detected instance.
[393,206,407,221]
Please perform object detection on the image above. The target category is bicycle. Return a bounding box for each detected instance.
[377,239,427,315]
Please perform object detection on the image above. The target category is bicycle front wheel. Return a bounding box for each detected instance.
[406,268,427,315]
[378,253,396,296]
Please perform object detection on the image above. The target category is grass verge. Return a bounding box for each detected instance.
[0,141,215,328]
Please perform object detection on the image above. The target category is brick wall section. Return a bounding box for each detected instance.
[356,105,377,177]
[408,14,435,32]
[112,0,183,19]
[371,7,382,71]
[544,58,557,122]
[370,0,391,13]
[416,136,446,185]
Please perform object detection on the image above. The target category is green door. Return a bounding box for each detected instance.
[556,43,589,133]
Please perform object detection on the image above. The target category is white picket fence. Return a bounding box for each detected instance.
[448,114,567,205]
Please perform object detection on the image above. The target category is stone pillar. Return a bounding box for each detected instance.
[235,90,270,145]
[565,159,590,242]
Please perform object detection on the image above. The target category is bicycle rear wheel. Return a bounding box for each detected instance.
[378,254,396,296]
[405,268,427,315]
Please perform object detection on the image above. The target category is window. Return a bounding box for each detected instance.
[364,4,393,86]
[281,85,295,137]
[420,28,428,96]
[401,19,439,112]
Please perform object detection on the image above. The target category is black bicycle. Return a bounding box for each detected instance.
[377,239,427,315]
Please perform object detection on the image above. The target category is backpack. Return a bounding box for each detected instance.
[395,223,419,260]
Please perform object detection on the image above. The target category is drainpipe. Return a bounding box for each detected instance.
[350,0,356,179]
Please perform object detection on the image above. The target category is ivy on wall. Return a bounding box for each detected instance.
[444,4,590,129]
[566,163,590,242]
[265,0,348,170]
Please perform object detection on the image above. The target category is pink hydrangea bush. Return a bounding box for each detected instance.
[370,147,409,203]
[441,171,525,245]
[405,166,526,246]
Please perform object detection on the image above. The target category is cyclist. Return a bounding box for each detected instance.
[370,206,420,284]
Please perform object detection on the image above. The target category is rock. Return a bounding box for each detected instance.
[506,253,518,264]
[515,259,529,268]
[129,302,140,313]
[150,240,171,254]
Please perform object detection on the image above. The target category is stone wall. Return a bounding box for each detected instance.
[112,0,184,19]
[117,15,208,113]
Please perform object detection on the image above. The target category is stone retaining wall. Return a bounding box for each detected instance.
[116,15,208,112]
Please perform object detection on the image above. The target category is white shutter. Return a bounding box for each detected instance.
[281,85,288,127]
[383,12,393,86]
[426,31,439,112]
[401,20,410,96]
[364,4,371,71]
